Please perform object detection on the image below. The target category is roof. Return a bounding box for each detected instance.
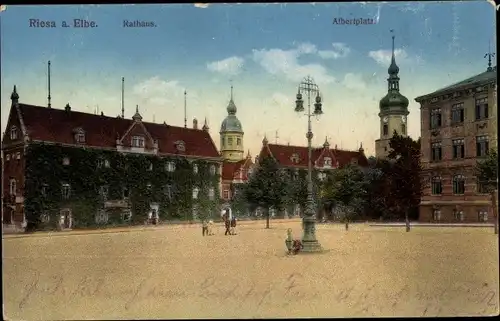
[12,103,221,159]
[259,143,368,168]
[415,68,497,101]
[221,156,254,181]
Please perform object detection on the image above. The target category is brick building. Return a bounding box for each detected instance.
[416,66,497,223]
[2,86,222,229]
[257,136,368,217]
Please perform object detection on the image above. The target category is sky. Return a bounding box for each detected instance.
[0,2,496,157]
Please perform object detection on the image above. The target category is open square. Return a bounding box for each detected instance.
[3,221,498,319]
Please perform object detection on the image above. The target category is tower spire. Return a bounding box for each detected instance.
[230,79,234,101]
[47,61,52,108]
[121,77,125,118]
[485,41,495,72]
[184,90,187,128]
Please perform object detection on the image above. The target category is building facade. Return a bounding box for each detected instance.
[2,86,222,230]
[257,137,368,218]
[375,35,410,159]
[416,66,497,223]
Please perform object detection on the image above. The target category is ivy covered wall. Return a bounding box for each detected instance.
[24,143,221,230]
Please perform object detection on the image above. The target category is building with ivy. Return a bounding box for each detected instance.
[256,136,368,218]
[2,86,222,230]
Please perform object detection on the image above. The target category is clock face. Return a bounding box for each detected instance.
[383,116,388,123]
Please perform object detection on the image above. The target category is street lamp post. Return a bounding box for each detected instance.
[294,76,323,252]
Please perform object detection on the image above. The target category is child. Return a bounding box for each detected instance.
[230,217,237,235]
[208,220,214,235]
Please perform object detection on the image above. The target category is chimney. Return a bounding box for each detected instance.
[64,103,71,112]
[193,118,198,129]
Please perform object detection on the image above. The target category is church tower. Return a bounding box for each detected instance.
[375,33,410,159]
[220,85,244,161]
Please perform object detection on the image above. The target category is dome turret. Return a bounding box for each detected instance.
[220,85,243,133]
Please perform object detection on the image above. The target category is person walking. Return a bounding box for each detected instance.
[230,216,237,235]
[202,219,208,236]
[224,210,231,235]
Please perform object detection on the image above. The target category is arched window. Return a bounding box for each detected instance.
[9,179,16,195]
[401,124,406,135]
[10,126,18,140]
[452,174,466,195]
[431,176,442,195]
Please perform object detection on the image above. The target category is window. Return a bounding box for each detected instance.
[41,184,48,197]
[351,158,358,165]
[317,172,327,181]
[454,210,465,222]
[192,187,199,199]
[451,103,465,124]
[223,190,230,199]
[5,154,10,161]
[452,139,465,159]
[41,212,50,223]
[431,142,442,161]
[62,157,70,166]
[166,161,176,172]
[477,180,489,194]
[164,184,172,200]
[210,165,216,175]
[324,157,332,167]
[290,153,300,164]
[104,159,110,168]
[99,185,109,199]
[228,137,233,145]
[122,209,132,222]
[75,131,85,143]
[62,183,71,199]
[123,187,129,199]
[97,159,104,168]
[193,164,198,174]
[431,176,442,195]
[9,179,16,195]
[15,152,21,160]
[147,161,153,171]
[131,135,145,148]
[432,209,441,221]
[146,183,152,192]
[383,124,388,136]
[10,126,18,140]
[478,210,488,222]
[401,124,406,135]
[475,98,489,120]
[175,141,185,152]
[208,188,215,200]
[95,210,108,224]
[476,136,489,157]
[430,108,442,129]
[237,138,241,146]
[452,175,465,195]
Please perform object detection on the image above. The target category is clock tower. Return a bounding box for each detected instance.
[375,33,409,159]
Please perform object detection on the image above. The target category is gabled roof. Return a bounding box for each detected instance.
[415,68,497,101]
[221,155,254,181]
[12,103,221,159]
[259,143,368,168]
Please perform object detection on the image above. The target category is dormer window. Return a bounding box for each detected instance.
[290,153,300,164]
[73,128,85,143]
[62,157,70,166]
[131,135,145,148]
[175,140,185,152]
[324,157,332,167]
[10,126,18,140]
[351,158,358,165]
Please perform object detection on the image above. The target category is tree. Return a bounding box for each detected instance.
[475,149,498,234]
[243,156,287,228]
[321,164,366,224]
[387,131,423,226]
